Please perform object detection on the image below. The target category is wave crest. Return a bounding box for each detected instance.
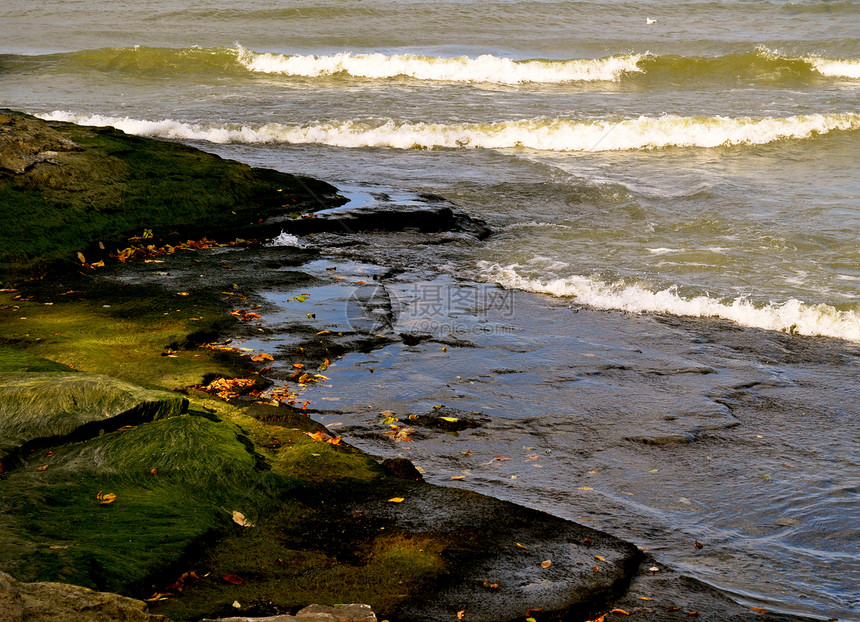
[477,262,860,342]
[38,111,860,152]
[235,47,642,84]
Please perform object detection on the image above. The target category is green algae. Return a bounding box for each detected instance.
[0,412,297,593]
[0,110,342,282]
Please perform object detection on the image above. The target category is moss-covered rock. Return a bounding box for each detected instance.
[0,371,187,468]
[0,109,343,282]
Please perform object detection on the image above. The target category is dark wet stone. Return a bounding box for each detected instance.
[381,457,424,481]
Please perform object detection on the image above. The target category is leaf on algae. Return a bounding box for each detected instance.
[232,510,254,528]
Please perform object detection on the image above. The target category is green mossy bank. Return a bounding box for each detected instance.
[0,109,342,282]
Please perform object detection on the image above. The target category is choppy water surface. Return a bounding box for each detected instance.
[2,0,858,618]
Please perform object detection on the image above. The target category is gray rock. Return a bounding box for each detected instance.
[207,603,376,622]
[0,113,80,174]
[0,571,168,622]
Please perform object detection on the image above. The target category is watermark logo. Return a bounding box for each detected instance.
[345,281,515,335]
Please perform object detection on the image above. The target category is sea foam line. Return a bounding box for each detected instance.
[38,111,860,152]
[477,262,860,342]
[234,47,643,84]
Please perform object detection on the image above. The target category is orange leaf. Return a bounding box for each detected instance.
[250,353,274,362]
[99,493,117,505]
[594,555,605,561]
[457,611,465,620]
[223,574,244,585]
[749,607,769,614]
[36,465,48,471]
[292,363,305,369]
[515,542,528,550]
[610,609,630,616]
[540,560,552,568]
[451,475,466,480]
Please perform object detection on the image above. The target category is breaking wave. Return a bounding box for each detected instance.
[38,111,860,152]
[477,262,860,342]
[10,46,859,84]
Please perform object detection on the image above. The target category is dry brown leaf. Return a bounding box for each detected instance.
[232,510,254,528]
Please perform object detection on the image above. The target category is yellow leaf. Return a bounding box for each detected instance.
[316,330,332,335]
[451,475,466,480]
[99,493,117,505]
[594,555,605,561]
[515,542,528,549]
[638,597,653,601]
[76,251,86,264]
[232,510,254,528]
[579,486,593,490]
[36,465,48,471]
[176,292,189,296]
[388,497,405,503]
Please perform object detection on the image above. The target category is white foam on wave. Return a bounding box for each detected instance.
[807,57,860,79]
[38,111,860,152]
[234,47,643,84]
[268,231,303,247]
[478,262,860,342]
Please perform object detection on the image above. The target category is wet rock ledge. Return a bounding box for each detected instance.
[0,111,817,622]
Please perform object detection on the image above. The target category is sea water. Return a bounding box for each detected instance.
[1,1,858,618]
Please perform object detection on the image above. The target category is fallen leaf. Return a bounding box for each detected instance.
[440,416,460,423]
[695,540,703,549]
[579,486,593,490]
[494,456,510,461]
[515,542,528,549]
[320,358,331,371]
[610,610,630,616]
[36,465,48,471]
[250,353,274,362]
[687,612,699,617]
[749,607,769,614]
[649,566,660,572]
[76,251,86,264]
[232,510,254,528]
[638,597,653,601]
[49,545,69,550]
[150,468,158,475]
[594,555,605,561]
[457,611,465,620]
[232,600,241,609]
[482,580,499,589]
[223,574,244,585]
[316,330,332,335]
[451,475,466,480]
[665,606,681,611]
[540,560,552,568]
[388,497,405,503]
[176,292,189,296]
[99,493,117,505]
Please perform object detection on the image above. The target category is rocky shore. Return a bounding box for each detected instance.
[0,111,819,622]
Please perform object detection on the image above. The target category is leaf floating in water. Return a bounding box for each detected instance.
[540,560,552,569]
[440,416,460,423]
[232,511,254,528]
[451,475,466,480]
